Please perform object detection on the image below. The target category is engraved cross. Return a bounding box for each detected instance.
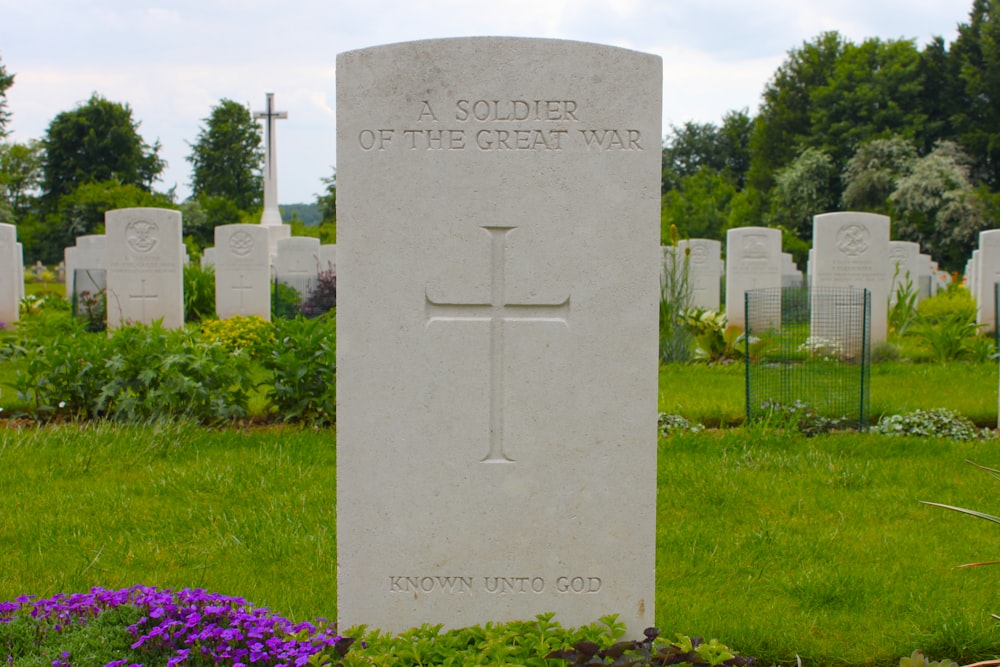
[128,279,158,321]
[425,226,570,464]
[233,273,254,309]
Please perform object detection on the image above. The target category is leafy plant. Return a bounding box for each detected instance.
[756,400,855,436]
[658,413,705,437]
[660,224,693,363]
[874,408,993,441]
[899,649,959,667]
[183,262,216,322]
[8,321,252,423]
[300,268,336,318]
[547,626,752,667]
[272,280,302,320]
[75,289,107,333]
[200,314,275,360]
[260,314,336,425]
[681,308,755,363]
[888,264,919,338]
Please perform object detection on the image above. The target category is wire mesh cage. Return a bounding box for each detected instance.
[744,286,871,430]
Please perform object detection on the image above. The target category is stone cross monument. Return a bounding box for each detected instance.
[254,93,291,254]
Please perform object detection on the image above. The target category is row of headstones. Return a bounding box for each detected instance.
[669,216,950,342]
[0,223,26,325]
[965,230,1000,331]
[63,211,336,326]
[201,232,336,321]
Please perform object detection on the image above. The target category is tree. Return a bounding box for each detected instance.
[950,0,1000,188]
[807,38,925,172]
[0,57,13,139]
[748,31,847,192]
[41,93,164,204]
[891,141,987,267]
[841,136,917,213]
[0,140,43,222]
[316,168,336,223]
[768,147,837,243]
[186,99,263,211]
[661,168,738,241]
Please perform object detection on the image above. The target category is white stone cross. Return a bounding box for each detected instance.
[233,273,254,310]
[425,226,570,464]
[254,93,288,226]
[128,279,159,321]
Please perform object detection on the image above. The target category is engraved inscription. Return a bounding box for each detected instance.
[128,278,159,320]
[425,226,570,463]
[358,99,643,153]
[388,575,602,594]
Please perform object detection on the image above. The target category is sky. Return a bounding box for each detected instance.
[0,0,975,205]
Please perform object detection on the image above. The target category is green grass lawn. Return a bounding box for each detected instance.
[3,419,1000,666]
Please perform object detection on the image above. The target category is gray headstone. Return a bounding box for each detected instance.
[811,212,890,346]
[0,224,20,325]
[336,37,661,635]
[725,227,782,330]
[215,224,271,321]
[105,208,184,329]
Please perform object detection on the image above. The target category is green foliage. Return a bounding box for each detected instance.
[888,264,919,338]
[316,168,337,223]
[910,289,986,362]
[0,139,44,222]
[768,147,836,241]
[754,399,856,436]
[7,321,252,423]
[0,602,144,667]
[259,314,336,425]
[183,262,215,322]
[40,180,174,264]
[841,135,917,212]
[0,55,13,138]
[547,626,751,667]
[300,269,336,319]
[41,93,164,204]
[179,193,245,251]
[658,413,705,437]
[186,98,263,211]
[874,408,994,440]
[659,226,692,363]
[74,288,106,333]
[681,308,751,363]
[272,281,302,319]
[899,649,959,667]
[200,315,275,360]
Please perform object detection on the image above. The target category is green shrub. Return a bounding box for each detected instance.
[260,314,336,425]
[200,315,275,360]
[660,225,692,363]
[183,263,215,322]
[874,408,994,441]
[271,281,302,319]
[8,322,252,423]
[916,288,976,325]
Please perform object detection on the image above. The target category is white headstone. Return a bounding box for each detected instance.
[201,247,216,269]
[336,37,660,635]
[780,252,802,288]
[319,243,337,275]
[976,230,1000,332]
[725,227,782,330]
[274,236,321,299]
[105,208,184,329]
[215,224,271,321]
[68,234,107,303]
[676,239,721,311]
[888,240,920,304]
[811,212,891,346]
[0,224,20,325]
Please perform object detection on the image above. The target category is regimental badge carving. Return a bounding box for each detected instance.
[688,242,707,264]
[742,234,770,259]
[126,220,159,254]
[229,231,255,257]
[836,224,870,256]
